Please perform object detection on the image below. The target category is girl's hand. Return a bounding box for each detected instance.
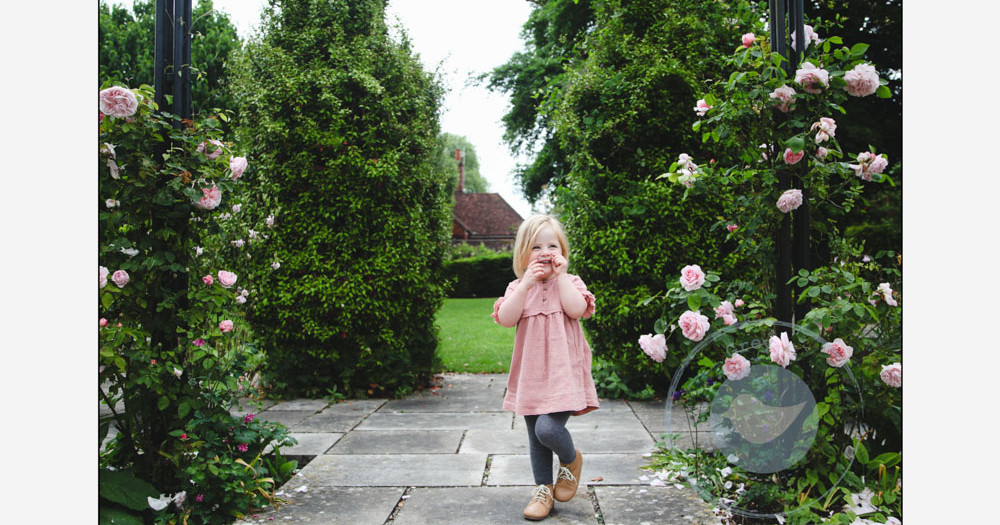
[521,260,548,287]
[551,254,568,276]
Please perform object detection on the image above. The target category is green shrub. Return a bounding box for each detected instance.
[443,253,515,298]
[230,0,450,398]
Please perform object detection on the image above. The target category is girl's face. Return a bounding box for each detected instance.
[528,226,562,278]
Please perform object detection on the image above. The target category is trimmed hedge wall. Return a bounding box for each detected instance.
[444,253,515,298]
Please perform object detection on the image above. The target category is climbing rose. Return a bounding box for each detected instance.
[192,338,205,347]
[768,332,797,367]
[237,443,249,453]
[769,85,796,112]
[217,270,237,288]
[723,353,751,381]
[714,301,738,326]
[776,189,803,213]
[850,151,889,181]
[679,265,706,291]
[112,270,130,288]
[202,274,214,285]
[734,299,744,307]
[271,261,281,270]
[816,146,829,159]
[877,282,898,306]
[105,199,119,209]
[679,310,710,342]
[99,86,138,118]
[693,99,712,117]
[193,184,222,210]
[100,143,116,159]
[108,159,121,179]
[791,24,821,50]
[197,139,224,160]
[229,156,247,180]
[794,62,829,94]
[100,266,110,289]
[844,63,880,97]
[219,320,234,333]
[811,117,837,143]
[265,215,275,227]
[783,148,805,165]
[880,363,902,387]
[727,224,738,233]
[235,295,247,305]
[243,413,255,424]
[639,334,668,363]
[99,318,109,328]
[741,33,755,48]
[821,338,854,367]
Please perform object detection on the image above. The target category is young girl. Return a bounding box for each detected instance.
[492,214,599,521]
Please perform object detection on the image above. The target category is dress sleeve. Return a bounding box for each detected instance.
[491,279,520,324]
[570,275,596,319]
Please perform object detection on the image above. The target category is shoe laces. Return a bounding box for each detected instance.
[531,484,552,502]
[557,466,577,483]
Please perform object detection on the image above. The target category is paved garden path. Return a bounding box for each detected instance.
[234,373,719,525]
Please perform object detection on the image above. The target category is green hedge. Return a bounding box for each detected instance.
[444,253,516,298]
[231,0,450,398]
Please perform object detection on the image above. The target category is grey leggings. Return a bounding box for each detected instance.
[524,412,576,485]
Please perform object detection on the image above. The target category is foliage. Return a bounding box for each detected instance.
[435,132,489,193]
[229,0,451,398]
[447,241,506,261]
[98,0,243,118]
[443,253,515,298]
[98,84,296,524]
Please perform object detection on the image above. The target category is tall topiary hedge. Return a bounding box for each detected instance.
[229,0,450,398]
[443,253,515,298]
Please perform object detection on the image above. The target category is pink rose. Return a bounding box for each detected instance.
[100,266,110,289]
[99,86,139,118]
[727,224,738,233]
[693,99,712,117]
[768,332,796,367]
[112,270,130,288]
[99,318,108,328]
[844,63,880,97]
[229,156,248,180]
[791,24,820,50]
[769,85,796,113]
[638,333,668,363]
[714,301,738,326]
[821,338,854,367]
[794,62,829,94]
[192,338,206,347]
[679,264,706,291]
[219,320,234,333]
[776,189,803,213]
[105,199,119,209]
[271,261,281,270]
[678,310,710,342]
[849,151,889,181]
[741,33,755,48]
[100,143,116,159]
[816,146,829,159]
[783,148,804,165]
[194,184,222,210]
[880,363,901,387]
[810,117,836,143]
[197,139,225,160]
[734,299,744,307]
[217,270,238,288]
[202,274,214,285]
[877,283,898,306]
[723,353,751,381]
[236,295,247,305]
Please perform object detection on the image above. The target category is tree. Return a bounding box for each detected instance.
[98,0,243,117]
[229,0,450,397]
[435,132,489,193]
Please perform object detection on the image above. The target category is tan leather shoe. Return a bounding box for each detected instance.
[523,484,554,520]
[553,449,582,502]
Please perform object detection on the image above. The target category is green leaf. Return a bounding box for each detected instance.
[871,452,901,468]
[178,400,191,418]
[101,291,115,311]
[157,396,169,411]
[654,317,669,335]
[850,43,870,57]
[705,274,720,282]
[98,505,145,525]
[829,36,843,44]
[687,294,702,310]
[692,120,701,131]
[99,470,161,511]
[808,286,821,298]
[876,85,891,98]
[278,460,298,477]
[785,136,805,153]
[855,441,869,465]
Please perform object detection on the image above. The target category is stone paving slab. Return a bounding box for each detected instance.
[391,486,598,525]
[512,405,648,434]
[292,413,369,433]
[659,431,717,452]
[320,399,386,414]
[280,433,343,456]
[381,396,506,413]
[357,412,513,431]
[629,402,712,433]
[460,429,655,455]
[286,454,488,487]
[487,454,648,486]
[267,399,332,412]
[595,485,719,525]
[256,410,316,428]
[235,486,405,525]
[327,430,464,454]
[231,397,277,415]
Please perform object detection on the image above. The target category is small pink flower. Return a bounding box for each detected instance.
[197,139,224,160]
[243,413,256,424]
[236,295,247,304]
[108,159,121,180]
[816,146,829,159]
[811,117,837,143]
[202,274,214,285]
[112,270,130,288]
[230,156,248,180]
[783,148,805,165]
[217,270,238,288]
[723,353,751,381]
[776,189,803,213]
[850,151,889,181]
[271,261,281,270]
[100,143,116,159]
[195,494,204,503]
[877,283,898,306]
[194,246,203,257]
[172,367,183,378]
[105,198,119,209]
[99,318,108,328]
[181,433,187,440]
[821,338,854,367]
[678,310,710,342]
[693,99,712,117]
[714,301,738,326]
[844,63,880,97]
[794,62,829,94]
[219,320,234,333]
[727,224,738,233]
[99,86,139,118]
[880,363,901,387]
[679,264,706,291]
[768,332,796,367]
[791,24,821,50]
[192,338,206,347]
[741,33,755,48]
[734,299,744,308]
[769,85,796,112]
[237,443,249,453]
[100,266,110,289]
[638,333,668,363]
[193,184,222,210]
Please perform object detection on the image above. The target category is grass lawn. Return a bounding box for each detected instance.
[435,298,514,373]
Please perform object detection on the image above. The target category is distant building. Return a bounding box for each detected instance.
[451,149,523,251]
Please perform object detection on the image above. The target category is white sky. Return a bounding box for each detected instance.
[109,0,535,217]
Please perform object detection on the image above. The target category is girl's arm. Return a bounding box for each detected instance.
[551,254,588,319]
[496,262,545,327]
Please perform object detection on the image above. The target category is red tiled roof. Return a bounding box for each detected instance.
[453,192,523,237]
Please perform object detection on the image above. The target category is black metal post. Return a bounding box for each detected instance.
[153,0,173,110]
[172,0,192,120]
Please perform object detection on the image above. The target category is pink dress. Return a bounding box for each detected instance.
[491,274,600,416]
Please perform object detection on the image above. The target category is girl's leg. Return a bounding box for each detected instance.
[523,414,554,485]
[533,412,575,464]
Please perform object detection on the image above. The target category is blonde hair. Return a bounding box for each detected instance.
[511,214,570,278]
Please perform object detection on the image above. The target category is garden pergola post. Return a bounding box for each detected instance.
[769,0,810,324]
